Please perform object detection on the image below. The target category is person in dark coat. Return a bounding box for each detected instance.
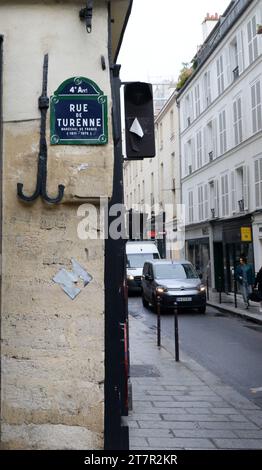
[235,255,255,309]
[254,266,262,312]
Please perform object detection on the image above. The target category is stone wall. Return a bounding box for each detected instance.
[0,0,113,449]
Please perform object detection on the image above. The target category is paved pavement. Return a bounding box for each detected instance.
[207,290,262,325]
[127,313,262,450]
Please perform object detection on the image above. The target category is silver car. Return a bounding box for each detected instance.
[141,260,206,313]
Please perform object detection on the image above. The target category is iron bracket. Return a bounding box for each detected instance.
[17,54,65,204]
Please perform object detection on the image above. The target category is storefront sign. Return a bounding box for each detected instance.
[240,226,252,242]
[50,77,108,145]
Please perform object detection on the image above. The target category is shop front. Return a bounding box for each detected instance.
[212,216,254,293]
[185,224,211,281]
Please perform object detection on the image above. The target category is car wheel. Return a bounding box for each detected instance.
[142,292,149,308]
[198,305,206,314]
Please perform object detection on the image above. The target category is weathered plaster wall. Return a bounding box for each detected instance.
[0,0,113,449]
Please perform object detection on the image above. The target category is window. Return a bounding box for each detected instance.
[189,190,194,223]
[170,109,175,139]
[219,110,227,155]
[251,80,262,134]
[142,180,145,206]
[160,162,164,205]
[196,130,202,169]
[236,165,249,211]
[150,172,154,208]
[221,174,229,216]
[247,16,258,65]
[185,92,193,126]
[216,55,225,95]
[255,158,262,208]
[205,119,217,162]
[229,37,240,81]
[159,122,163,150]
[194,84,200,118]
[186,138,195,175]
[203,71,211,107]
[233,97,243,145]
[154,263,198,280]
[209,181,215,218]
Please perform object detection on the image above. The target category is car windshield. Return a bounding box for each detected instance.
[154,263,199,280]
[127,253,159,268]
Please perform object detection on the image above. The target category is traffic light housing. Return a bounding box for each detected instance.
[124,82,155,159]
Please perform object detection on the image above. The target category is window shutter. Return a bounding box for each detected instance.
[231,170,236,213]
[212,118,217,158]
[257,81,262,131]
[214,179,219,217]
[225,174,229,215]
[243,165,249,211]
[247,20,252,63]
[204,184,208,219]
[191,137,196,172]
[203,126,208,164]
[225,46,231,86]
[237,31,244,73]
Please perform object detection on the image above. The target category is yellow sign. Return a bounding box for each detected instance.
[240,227,252,242]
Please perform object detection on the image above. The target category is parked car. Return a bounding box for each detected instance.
[126,241,160,292]
[141,259,206,313]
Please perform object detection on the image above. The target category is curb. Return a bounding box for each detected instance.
[207,301,262,325]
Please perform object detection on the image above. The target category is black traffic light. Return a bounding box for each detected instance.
[124,82,155,159]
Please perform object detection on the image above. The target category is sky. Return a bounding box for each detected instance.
[118,0,230,83]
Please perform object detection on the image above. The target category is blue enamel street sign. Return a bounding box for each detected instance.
[50,77,108,145]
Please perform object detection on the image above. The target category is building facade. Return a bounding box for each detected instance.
[0,0,132,450]
[177,0,262,291]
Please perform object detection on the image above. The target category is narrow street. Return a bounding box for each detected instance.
[128,295,262,409]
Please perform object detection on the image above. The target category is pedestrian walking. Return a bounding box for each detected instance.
[254,266,262,313]
[235,255,255,309]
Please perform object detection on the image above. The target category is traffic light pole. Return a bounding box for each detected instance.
[104,64,128,450]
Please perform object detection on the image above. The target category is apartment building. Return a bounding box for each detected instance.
[176,0,262,291]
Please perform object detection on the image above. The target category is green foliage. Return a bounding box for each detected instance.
[176,63,194,91]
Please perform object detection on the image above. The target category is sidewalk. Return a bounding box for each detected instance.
[207,290,262,325]
[127,313,262,450]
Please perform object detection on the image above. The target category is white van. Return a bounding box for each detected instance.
[126,241,160,292]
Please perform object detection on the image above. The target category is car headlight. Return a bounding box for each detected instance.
[156,286,167,294]
[198,284,206,292]
[127,275,134,281]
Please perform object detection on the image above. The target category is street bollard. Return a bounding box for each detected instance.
[174,302,180,362]
[156,296,161,348]
[206,276,209,301]
[234,277,238,308]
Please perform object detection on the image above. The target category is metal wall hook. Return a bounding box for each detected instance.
[17,54,65,204]
[79,0,93,33]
